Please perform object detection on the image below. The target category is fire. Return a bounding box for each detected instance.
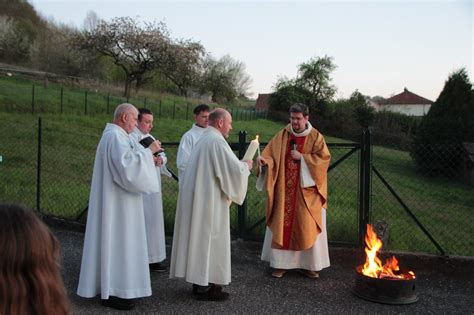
[361,224,415,280]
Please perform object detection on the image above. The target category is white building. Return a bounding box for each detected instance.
[379,88,433,116]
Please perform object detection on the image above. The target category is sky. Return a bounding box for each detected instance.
[29,0,473,101]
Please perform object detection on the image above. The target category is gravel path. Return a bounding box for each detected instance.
[53,226,474,314]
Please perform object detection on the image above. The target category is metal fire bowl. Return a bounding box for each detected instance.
[353,266,419,305]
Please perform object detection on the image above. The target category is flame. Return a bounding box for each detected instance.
[361,224,415,280]
[256,135,259,141]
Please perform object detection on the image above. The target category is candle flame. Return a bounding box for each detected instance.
[256,135,259,141]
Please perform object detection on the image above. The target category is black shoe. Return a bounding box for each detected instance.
[195,284,229,301]
[149,262,167,273]
[101,296,135,310]
[192,284,210,295]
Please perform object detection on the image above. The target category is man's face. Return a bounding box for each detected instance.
[124,110,139,134]
[195,111,210,128]
[138,113,154,134]
[221,113,233,138]
[290,112,309,133]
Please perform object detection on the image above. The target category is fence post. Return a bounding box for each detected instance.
[358,128,371,246]
[36,117,42,212]
[31,84,35,114]
[60,88,64,114]
[237,131,247,239]
[159,100,162,117]
[107,93,110,114]
[186,103,189,120]
[84,91,88,115]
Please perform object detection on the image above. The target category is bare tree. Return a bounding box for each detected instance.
[76,17,171,97]
[201,54,252,103]
[30,20,101,77]
[83,10,99,32]
[157,39,205,96]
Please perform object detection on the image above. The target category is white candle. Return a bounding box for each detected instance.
[243,135,259,161]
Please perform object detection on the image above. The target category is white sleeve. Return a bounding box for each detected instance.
[300,157,316,188]
[159,152,173,177]
[256,167,267,192]
[176,133,193,176]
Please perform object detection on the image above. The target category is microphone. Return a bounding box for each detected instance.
[289,139,299,163]
[290,139,297,151]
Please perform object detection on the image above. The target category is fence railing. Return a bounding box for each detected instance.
[1,118,472,257]
[0,76,268,120]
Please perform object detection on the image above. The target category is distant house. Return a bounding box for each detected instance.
[255,93,271,110]
[379,88,433,116]
[366,98,381,111]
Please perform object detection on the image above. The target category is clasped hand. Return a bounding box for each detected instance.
[149,140,162,154]
[243,159,253,170]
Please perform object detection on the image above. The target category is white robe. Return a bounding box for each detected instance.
[77,123,159,300]
[260,210,330,271]
[131,128,171,264]
[176,123,207,178]
[170,127,250,286]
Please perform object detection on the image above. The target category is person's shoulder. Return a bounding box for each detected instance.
[102,123,122,138]
[268,127,288,142]
[179,129,193,143]
[309,126,324,138]
[203,129,225,144]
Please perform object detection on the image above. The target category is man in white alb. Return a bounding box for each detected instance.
[130,108,172,273]
[176,104,210,178]
[170,108,252,301]
[77,103,162,311]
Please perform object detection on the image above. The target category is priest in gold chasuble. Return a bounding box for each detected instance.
[257,103,331,278]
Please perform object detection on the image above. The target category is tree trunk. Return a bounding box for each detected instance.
[124,77,133,98]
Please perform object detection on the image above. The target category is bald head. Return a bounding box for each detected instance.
[209,108,232,138]
[113,103,139,134]
[208,108,229,125]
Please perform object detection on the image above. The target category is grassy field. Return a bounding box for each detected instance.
[0,75,265,119]
[0,110,472,256]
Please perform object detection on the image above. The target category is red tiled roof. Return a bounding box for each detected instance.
[383,88,433,105]
[255,93,271,110]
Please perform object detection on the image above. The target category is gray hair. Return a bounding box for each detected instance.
[208,108,229,125]
[289,103,309,116]
[114,103,137,120]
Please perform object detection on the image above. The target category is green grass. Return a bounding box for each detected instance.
[0,76,266,119]
[0,111,472,256]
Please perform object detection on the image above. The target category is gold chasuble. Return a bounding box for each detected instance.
[261,124,330,251]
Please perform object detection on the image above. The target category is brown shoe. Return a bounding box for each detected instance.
[304,270,319,279]
[271,269,286,278]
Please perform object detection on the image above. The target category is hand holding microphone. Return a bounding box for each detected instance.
[289,139,302,162]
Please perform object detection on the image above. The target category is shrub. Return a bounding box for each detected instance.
[411,68,473,177]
